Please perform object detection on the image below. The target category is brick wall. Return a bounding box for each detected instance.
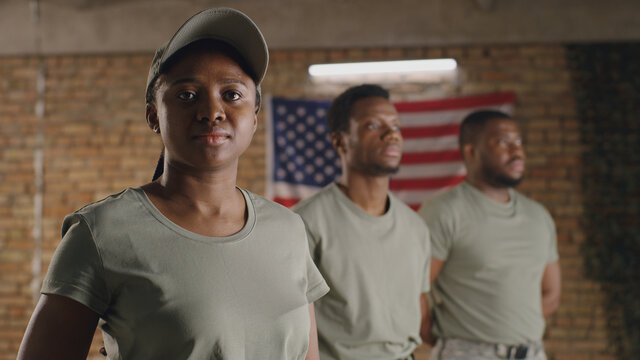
[0,44,615,359]
[0,56,38,358]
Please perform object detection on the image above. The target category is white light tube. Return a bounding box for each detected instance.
[308,59,457,77]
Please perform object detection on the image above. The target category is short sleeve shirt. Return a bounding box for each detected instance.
[418,182,558,344]
[294,183,431,360]
[42,187,329,360]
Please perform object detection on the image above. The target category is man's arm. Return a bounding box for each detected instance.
[429,258,445,284]
[419,293,435,345]
[541,260,561,317]
[18,294,99,360]
[305,303,320,360]
[420,258,446,345]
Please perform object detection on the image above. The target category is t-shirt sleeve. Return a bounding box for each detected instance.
[543,209,559,263]
[418,198,454,261]
[41,214,109,315]
[303,230,329,303]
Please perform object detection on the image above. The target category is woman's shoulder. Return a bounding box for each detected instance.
[70,187,145,225]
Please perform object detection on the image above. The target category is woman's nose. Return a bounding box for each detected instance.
[198,95,225,123]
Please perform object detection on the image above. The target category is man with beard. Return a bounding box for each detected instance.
[294,84,431,360]
[418,110,561,360]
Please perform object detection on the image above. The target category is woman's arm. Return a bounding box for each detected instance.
[18,294,99,360]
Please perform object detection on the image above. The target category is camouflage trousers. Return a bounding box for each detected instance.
[430,338,547,360]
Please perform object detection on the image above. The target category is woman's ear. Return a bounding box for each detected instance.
[252,113,258,133]
[146,104,160,134]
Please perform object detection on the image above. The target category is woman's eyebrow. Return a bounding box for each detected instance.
[219,78,248,86]
[169,77,198,87]
[168,77,248,87]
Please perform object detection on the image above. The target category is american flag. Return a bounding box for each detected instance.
[265,92,516,210]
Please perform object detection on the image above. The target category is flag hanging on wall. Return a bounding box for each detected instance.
[265,92,516,210]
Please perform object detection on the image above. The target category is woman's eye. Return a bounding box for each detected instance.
[224,91,241,101]
[177,91,196,101]
[367,123,379,130]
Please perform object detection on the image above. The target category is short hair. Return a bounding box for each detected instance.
[459,109,512,150]
[145,39,262,113]
[326,84,390,133]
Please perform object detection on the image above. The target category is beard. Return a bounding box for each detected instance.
[493,173,524,187]
[353,162,400,177]
[369,164,400,176]
[482,165,524,188]
[479,151,525,188]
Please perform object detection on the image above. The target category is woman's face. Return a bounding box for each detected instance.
[147,48,258,174]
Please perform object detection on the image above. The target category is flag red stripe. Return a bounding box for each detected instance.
[407,204,421,211]
[401,124,460,138]
[401,150,463,164]
[273,197,301,208]
[390,175,466,190]
[395,92,516,113]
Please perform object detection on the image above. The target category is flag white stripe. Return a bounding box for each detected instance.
[399,104,514,127]
[393,162,466,179]
[403,135,459,152]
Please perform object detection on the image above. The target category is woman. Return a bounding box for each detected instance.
[18,8,328,360]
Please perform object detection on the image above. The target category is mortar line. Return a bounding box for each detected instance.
[30,0,46,304]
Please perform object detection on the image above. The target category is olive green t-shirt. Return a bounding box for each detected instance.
[42,187,329,360]
[418,182,558,345]
[294,183,431,360]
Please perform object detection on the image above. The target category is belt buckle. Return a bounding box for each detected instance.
[495,344,528,359]
[514,345,528,359]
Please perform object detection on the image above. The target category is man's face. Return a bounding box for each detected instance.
[474,117,526,187]
[338,96,403,176]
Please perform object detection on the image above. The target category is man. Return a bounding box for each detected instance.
[418,110,561,360]
[294,84,431,360]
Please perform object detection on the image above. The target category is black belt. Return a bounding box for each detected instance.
[495,343,531,359]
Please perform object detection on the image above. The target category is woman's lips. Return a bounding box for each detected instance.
[195,130,231,145]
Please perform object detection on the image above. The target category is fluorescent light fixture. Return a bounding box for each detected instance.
[308,59,457,77]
